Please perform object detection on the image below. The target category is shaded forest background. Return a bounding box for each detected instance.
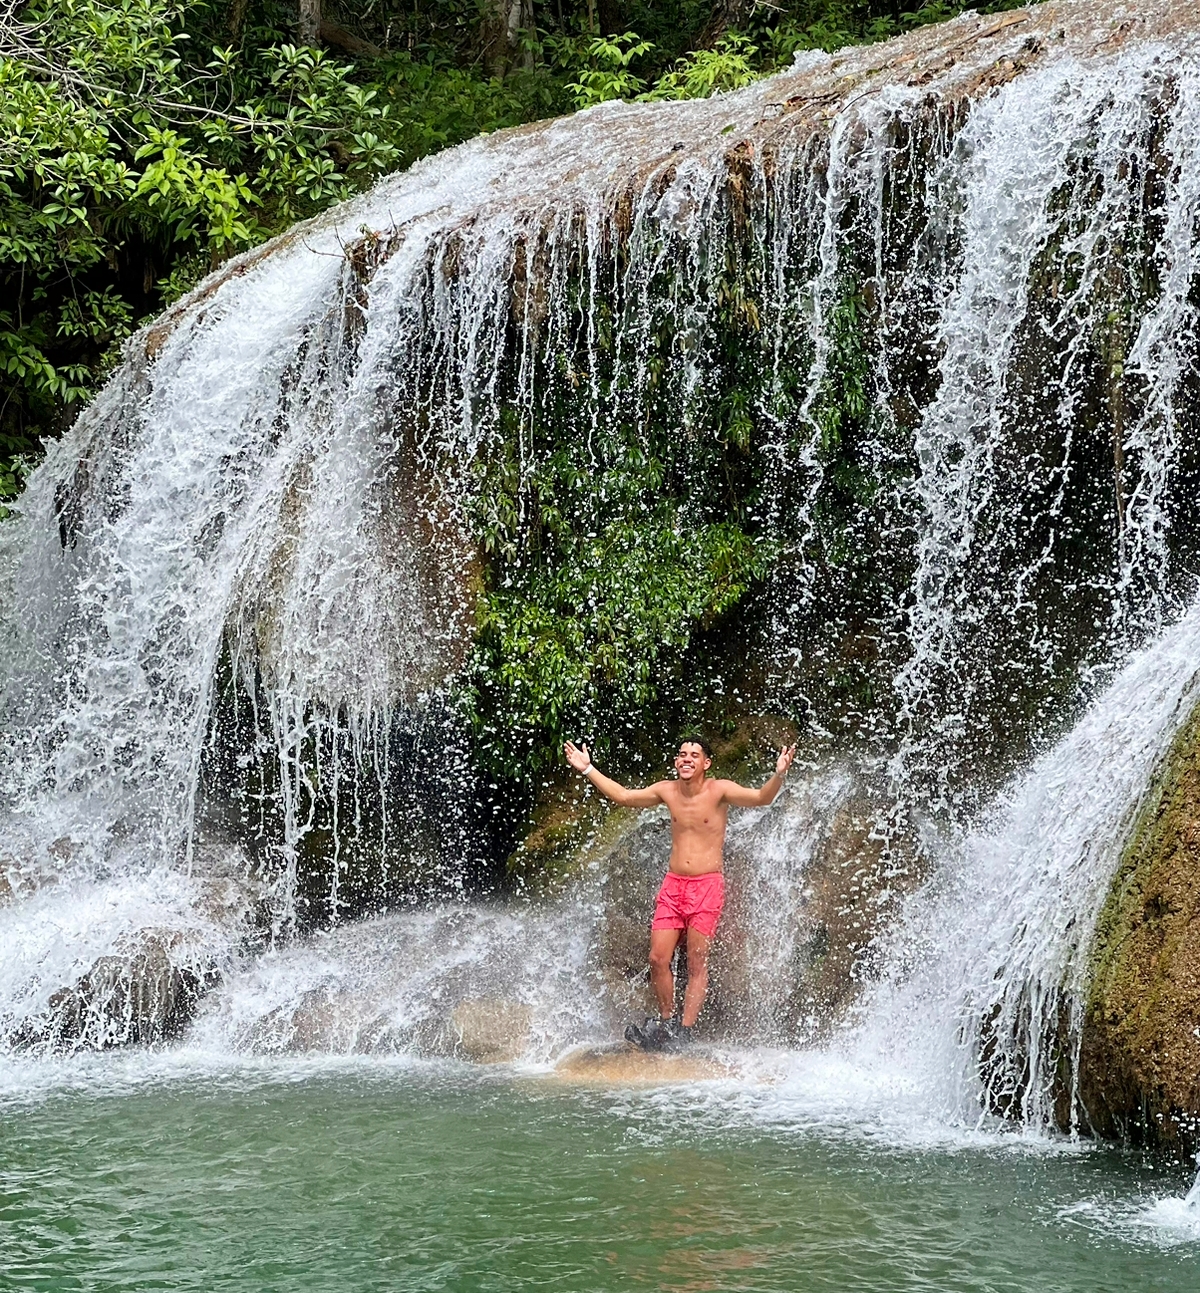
[1,0,1032,503]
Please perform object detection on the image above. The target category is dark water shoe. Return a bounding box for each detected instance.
[663,1022,694,1050]
[625,1017,673,1050]
[623,1020,649,1048]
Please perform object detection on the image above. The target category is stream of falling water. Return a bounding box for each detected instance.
[859,596,1200,1129]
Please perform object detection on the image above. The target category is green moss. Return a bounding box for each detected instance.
[1081,695,1200,1150]
[1087,702,1200,1013]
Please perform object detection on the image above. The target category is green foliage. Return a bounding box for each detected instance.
[563,31,653,108]
[376,51,558,158]
[650,33,761,100]
[813,282,870,456]
[0,0,409,473]
[0,449,33,520]
[476,512,766,742]
[556,0,1039,107]
[468,439,772,774]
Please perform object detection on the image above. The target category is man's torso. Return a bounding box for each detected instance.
[658,778,728,875]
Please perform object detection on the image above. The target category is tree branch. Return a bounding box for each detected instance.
[319,18,383,59]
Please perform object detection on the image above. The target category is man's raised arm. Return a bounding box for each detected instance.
[719,744,797,808]
[564,741,664,809]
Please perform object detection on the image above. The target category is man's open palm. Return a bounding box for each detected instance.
[564,741,591,772]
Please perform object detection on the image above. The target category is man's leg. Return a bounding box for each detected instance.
[680,928,711,1028]
[648,927,681,1019]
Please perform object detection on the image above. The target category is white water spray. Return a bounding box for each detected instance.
[863,599,1200,1131]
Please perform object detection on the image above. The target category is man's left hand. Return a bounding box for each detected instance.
[776,744,797,777]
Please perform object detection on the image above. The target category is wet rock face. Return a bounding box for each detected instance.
[450,999,534,1063]
[241,984,409,1055]
[1080,702,1200,1153]
[592,813,673,1025]
[12,931,220,1054]
[709,789,919,1044]
[0,866,260,1057]
[727,793,918,1044]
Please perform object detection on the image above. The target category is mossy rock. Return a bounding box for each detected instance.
[506,772,643,895]
[1080,698,1200,1153]
[705,715,802,784]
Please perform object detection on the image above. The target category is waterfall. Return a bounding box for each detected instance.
[860,598,1200,1133]
[1,0,1199,1130]
[891,53,1192,801]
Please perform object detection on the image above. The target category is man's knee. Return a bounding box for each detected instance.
[649,945,674,972]
[687,945,709,976]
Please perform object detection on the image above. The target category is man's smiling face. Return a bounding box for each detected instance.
[674,742,711,781]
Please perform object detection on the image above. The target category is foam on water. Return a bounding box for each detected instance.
[1050,1167,1200,1252]
[1125,1189,1200,1248]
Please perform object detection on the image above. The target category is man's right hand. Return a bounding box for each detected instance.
[564,740,592,773]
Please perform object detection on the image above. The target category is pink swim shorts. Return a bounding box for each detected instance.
[651,871,725,938]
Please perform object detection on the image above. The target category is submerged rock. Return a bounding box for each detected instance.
[1080,700,1200,1152]
[553,1044,735,1084]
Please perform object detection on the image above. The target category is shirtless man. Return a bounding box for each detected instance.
[564,734,796,1050]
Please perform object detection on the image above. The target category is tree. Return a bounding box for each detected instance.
[483,0,536,77]
[296,0,383,58]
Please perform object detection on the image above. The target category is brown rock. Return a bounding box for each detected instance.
[553,1044,735,1084]
[506,774,609,894]
[1080,699,1200,1151]
[450,998,533,1063]
[245,986,352,1054]
[709,788,921,1043]
[242,987,411,1055]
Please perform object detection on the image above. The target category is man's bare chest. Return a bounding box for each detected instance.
[667,793,727,832]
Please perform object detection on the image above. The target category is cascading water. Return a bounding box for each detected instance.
[860,599,1200,1133]
[0,1,1199,1168]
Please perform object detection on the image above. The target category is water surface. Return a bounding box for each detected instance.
[2,1054,1197,1292]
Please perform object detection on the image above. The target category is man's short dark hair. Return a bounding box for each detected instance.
[677,734,713,759]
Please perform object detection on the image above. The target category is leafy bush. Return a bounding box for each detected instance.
[561,31,653,107]
[0,0,408,463]
[468,441,773,774]
[650,32,762,100]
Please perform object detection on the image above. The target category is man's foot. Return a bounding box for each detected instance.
[624,1018,695,1051]
[659,1021,695,1051]
[624,1017,673,1051]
